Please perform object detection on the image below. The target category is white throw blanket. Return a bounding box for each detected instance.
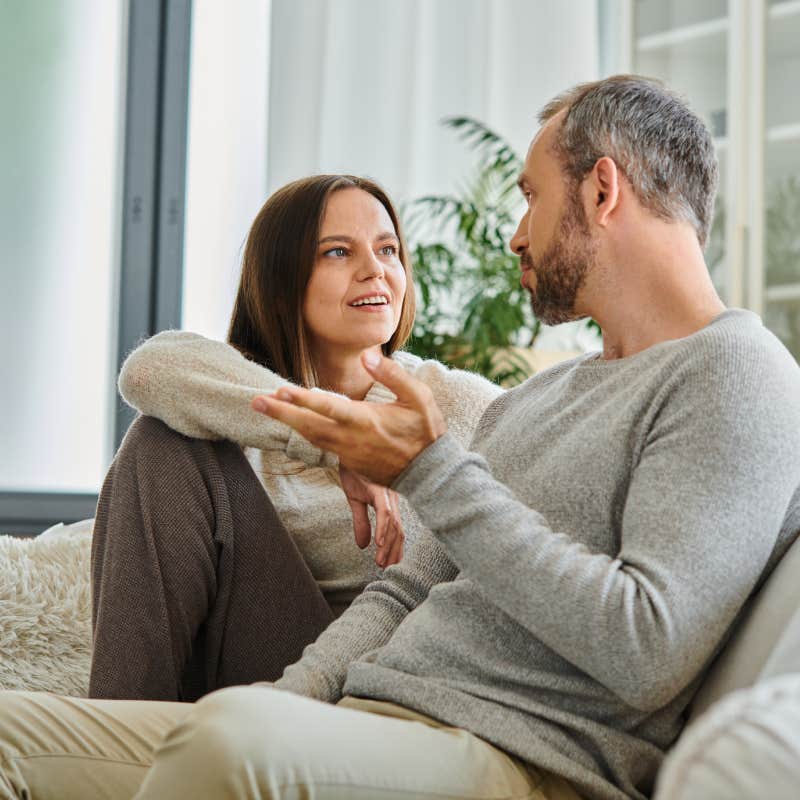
[0,519,93,696]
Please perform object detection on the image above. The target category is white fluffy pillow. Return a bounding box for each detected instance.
[655,673,800,800]
[0,520,93,696]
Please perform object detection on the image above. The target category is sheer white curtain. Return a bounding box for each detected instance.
[182,0,599,340]
[268,0,598,199]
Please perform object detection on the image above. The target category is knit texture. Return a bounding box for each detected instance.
[90,416,337,701]
[119,332,502,611]
[276,309,800,800]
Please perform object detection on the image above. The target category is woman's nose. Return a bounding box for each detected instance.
[357,251,384,279]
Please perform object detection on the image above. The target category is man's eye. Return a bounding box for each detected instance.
[324,247,348,257]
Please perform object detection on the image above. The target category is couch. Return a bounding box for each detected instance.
[0,519,798,799]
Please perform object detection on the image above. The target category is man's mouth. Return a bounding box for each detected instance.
[520,254,534,272]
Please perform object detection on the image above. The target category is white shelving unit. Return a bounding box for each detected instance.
[603,0,800,359]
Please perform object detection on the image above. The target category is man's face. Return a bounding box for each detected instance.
[510,117,596,325]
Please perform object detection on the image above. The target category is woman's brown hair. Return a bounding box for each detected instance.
[227,174,415,387]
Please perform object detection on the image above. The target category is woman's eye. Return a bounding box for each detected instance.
[324,247,348,258]
[379,245,397,256]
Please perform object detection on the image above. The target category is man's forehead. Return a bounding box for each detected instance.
[521,113,563,180]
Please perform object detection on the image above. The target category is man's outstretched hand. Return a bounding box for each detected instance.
[251,351,447,486]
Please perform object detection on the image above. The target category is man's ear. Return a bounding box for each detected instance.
[586,156,620,228]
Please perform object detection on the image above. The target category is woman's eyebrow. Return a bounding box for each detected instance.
[318,235,354,244]
[318,232,398,245]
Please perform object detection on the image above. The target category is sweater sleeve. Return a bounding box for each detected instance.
[273,529,457,702]
[392,352,800,712]
[118,330,333,466]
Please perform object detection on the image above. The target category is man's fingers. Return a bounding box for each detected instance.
[361,352,431,409]
[258,386,356,424]
[251,395,340,446]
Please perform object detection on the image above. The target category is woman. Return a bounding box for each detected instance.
[90,174,502,702]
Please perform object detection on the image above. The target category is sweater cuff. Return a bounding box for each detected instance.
[392,432,467,501]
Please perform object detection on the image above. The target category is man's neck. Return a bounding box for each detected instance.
[587,228,726,361]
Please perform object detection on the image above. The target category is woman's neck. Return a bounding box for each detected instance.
[313,346,382,400]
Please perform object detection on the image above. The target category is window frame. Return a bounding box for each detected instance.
[0,0,192,536]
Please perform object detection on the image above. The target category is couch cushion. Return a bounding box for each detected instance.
[655,673,800,800]
[0,519,93,696]
[690,531,800,719]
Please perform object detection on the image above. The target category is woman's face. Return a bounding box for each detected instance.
[303,187,407,363]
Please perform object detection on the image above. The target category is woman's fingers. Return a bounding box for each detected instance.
[347,496,372,549]
[374,488,394,566]
[376,490,405,568]
[384,522,405,567]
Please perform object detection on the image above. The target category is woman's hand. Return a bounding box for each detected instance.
[338,465,404,568]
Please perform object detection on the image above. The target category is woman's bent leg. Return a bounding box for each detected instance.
[0,691,189,800]
[90,415,335,702]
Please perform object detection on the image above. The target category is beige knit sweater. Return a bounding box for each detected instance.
[118,331,502,613]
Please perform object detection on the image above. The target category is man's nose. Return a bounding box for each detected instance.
[509,215,529,255]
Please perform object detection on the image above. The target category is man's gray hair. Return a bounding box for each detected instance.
[539,75,718,248]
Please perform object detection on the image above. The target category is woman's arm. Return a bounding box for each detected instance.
[119,330,332,465]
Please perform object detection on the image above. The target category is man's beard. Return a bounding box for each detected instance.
[525,196,596,326]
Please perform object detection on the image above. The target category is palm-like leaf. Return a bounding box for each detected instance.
[403,117,535,385]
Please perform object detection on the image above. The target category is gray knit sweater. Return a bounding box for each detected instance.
[276,310,800,800]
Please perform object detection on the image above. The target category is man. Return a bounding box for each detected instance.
[1,75,799,800]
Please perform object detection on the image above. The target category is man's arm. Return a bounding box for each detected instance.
[256,350,800,711]
[274,529,457,702]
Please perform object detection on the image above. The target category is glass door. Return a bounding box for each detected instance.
[632,0,731,298]
[762,0,800,359]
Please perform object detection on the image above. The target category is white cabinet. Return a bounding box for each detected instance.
[601,0,800,359]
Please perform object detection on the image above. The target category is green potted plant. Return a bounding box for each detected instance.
[403,117,593,386]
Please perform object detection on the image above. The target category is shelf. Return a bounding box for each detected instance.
[706,123,799,152]
[636,17,728,52]
[768,122,800,143]
[769,1,800,21]
[766,284,800,303]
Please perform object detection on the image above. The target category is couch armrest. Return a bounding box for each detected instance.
[655,673,800,800]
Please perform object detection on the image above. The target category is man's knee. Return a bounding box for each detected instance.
[138,686,307,798]
[168,685,298,759]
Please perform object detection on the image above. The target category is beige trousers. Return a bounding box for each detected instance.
[0,686,584,799]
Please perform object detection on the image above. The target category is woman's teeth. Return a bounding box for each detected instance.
[351,297,388,306]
